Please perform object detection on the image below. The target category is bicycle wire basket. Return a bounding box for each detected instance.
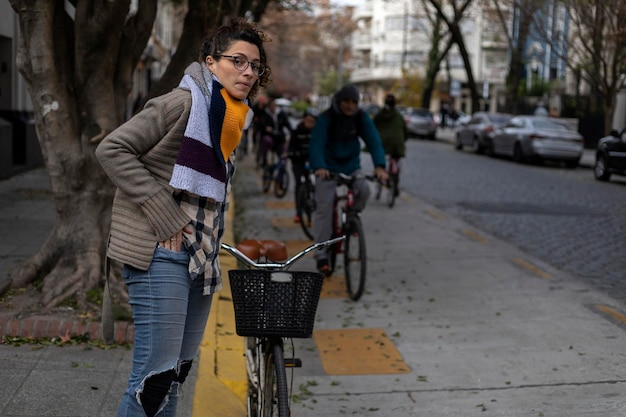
[228,269,324,338]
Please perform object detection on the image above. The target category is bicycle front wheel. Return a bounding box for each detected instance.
[344,216,367,301]
[274,167,289,198]
[262,339,289,417]
[262,166,273,193]
[386,176,396,208]
[246,337,261,417]
[296,185,314,240]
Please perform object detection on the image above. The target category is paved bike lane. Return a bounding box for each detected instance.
[216,152,626,416]
[0,144,621,417]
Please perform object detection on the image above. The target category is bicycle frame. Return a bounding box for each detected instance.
[221,236,345,417]
[330,173,372,253]
[327,172,373,301]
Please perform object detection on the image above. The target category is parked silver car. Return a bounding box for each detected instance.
[490,116,584,167]
[400,107,437,140]
[455,112,513,154]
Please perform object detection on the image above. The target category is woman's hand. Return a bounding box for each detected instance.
[160,224,193,251]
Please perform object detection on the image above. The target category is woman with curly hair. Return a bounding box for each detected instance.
[96,18,271,417]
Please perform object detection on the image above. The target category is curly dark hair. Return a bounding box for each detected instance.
[200,17,272,100]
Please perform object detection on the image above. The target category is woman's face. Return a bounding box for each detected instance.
[206,40,261,100]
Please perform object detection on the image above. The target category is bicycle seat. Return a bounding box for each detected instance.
[236,239,288,262]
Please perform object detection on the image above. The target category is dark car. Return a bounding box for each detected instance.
[455,112,513,154]
[594,128,626,181]
[400,107,437,140]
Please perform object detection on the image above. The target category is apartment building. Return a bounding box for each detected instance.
[347,0,569,115]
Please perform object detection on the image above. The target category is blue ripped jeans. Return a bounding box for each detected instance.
[117,246,213,417]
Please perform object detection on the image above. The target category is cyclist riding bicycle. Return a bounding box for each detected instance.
[309,84,388,276]
[373,93,408,195]
[257,97,291,167]
[288,107,318,223]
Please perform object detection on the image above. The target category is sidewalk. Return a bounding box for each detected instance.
[2,141,626,416]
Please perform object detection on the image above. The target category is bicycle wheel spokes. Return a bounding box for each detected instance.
[262,165,273,193]
[262,340,289,417]
[297,185,315,240]
[375,179,382,200]
[247,338,261,417]
[274,166,289,198]
[386,177,396,208]
[344,217,367,301]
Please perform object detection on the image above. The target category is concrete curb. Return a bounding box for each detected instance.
[0,316,134,344]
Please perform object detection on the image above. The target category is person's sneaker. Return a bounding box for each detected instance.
[293,215,301,223]
[317,259,331,277]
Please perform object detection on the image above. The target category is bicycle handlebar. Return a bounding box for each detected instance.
[220,235,345,270]
[330,172,377,185]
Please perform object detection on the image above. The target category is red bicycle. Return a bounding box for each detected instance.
[327,173,374,301]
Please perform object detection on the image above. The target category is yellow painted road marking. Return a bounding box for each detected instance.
[461,228,489,244]
[193,200,246,417]
[320,274,348,299]
[270,216,300,228]
[314,328,410,375]
[425,209,445,220]
[594,305,626,324]
[265,200,295,210]
[512,258,553,280]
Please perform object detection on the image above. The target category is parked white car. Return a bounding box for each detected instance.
[489,115,584,168]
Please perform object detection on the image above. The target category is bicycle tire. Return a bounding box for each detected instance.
[262,339,289,417]
[344,216,366,301]
[296,186,314,240]
[386,176,396,208]
[246,337,261,417]
[274,166,289,198]
[262,165,273,193]
[375,179,382,200]
[328,232,338,276]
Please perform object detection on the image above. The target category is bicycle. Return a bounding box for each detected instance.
[221,236,344,417]
[295,161,316,240]
[326,172,374,301]
[375,156,400,208]
[262,151,289,198]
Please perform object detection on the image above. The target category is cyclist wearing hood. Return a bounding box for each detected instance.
[309,84,387,275]
[373,94,407,158]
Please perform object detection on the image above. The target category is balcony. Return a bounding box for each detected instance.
[350,66,403,84]
[353,0,373,20]
[353,33,372,51]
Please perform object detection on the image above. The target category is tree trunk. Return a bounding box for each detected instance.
[422,34,454,109]
[6,0,276,313]
[7,0,155,311]
[449,21,480,113]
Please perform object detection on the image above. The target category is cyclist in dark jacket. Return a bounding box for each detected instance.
[257,97,291,167]
[373,94,408,194]
[373,94,407,158]
[288,108,318,223]
[309,84,387,275]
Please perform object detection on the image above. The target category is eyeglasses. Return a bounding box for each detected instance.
[218,54,266,77]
